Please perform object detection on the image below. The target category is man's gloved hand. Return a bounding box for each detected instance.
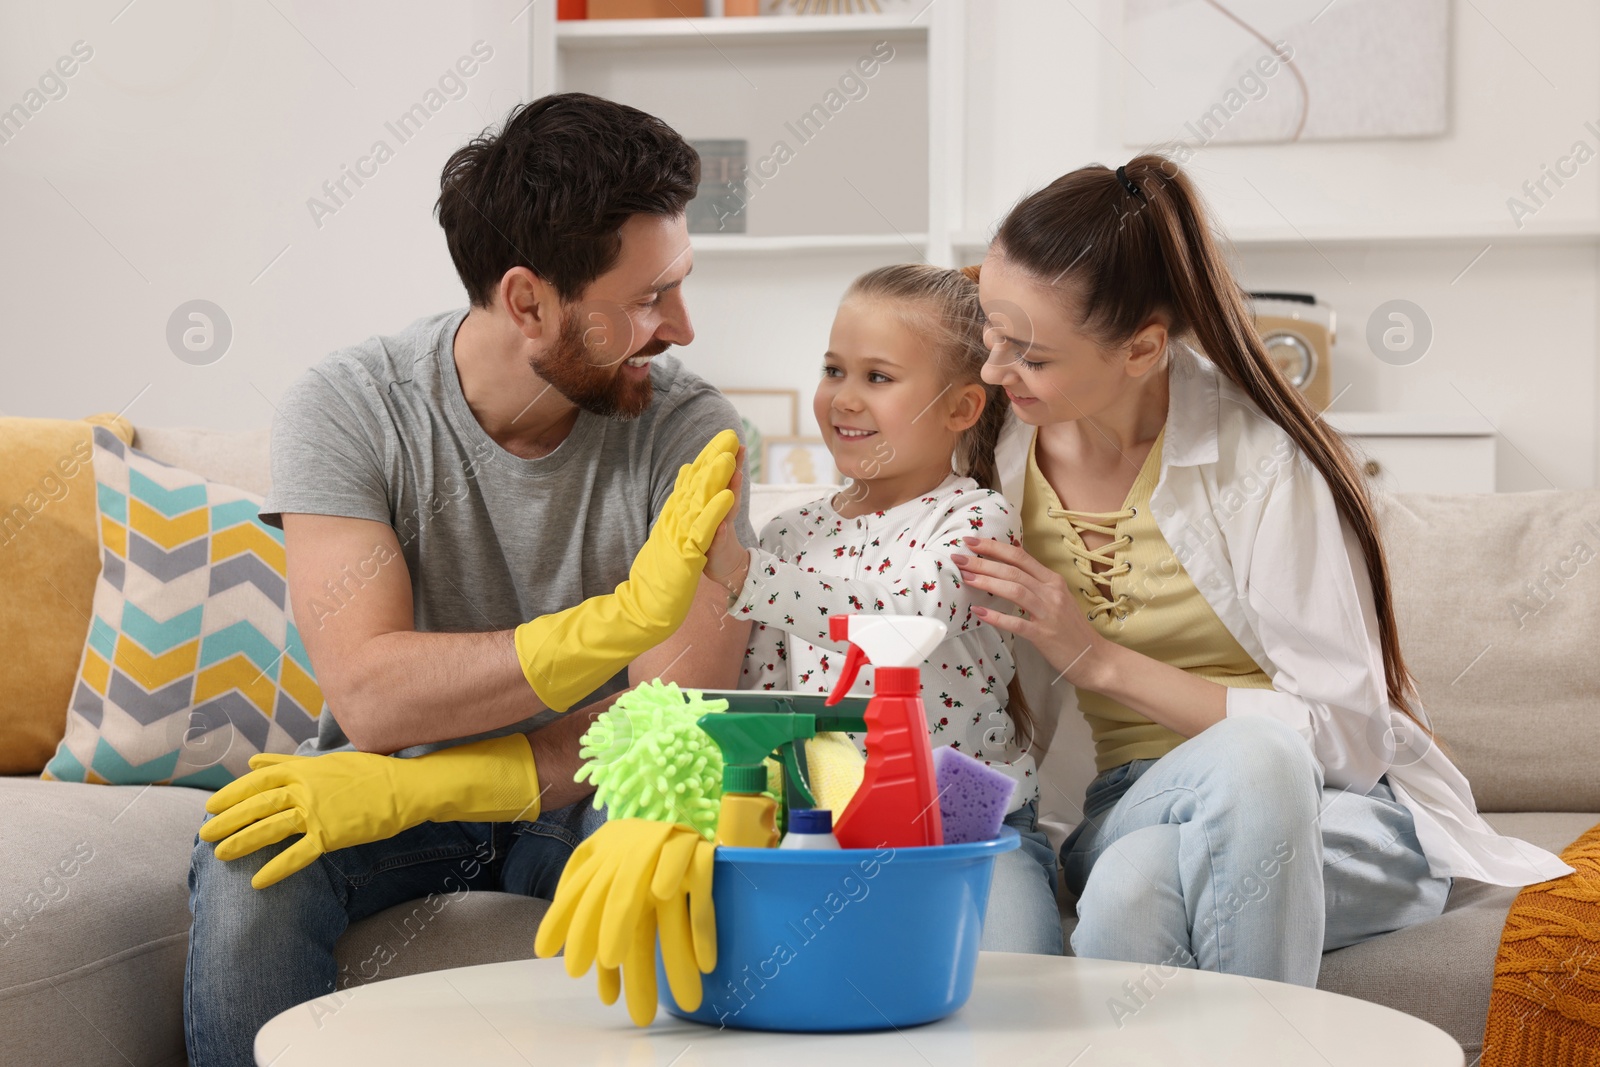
[533,819,716,1026]
[198,733,542,890]
[514,429,739,713]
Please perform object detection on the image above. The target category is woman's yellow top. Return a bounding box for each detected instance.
[1022,425,1275,773]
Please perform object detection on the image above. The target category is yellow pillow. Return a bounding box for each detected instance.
[0,413,135,774]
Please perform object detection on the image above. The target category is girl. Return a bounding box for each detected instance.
[951,155,1572,983]
[704,264,1062,955]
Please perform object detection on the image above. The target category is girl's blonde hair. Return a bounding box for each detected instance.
[841,263,1035,750]
[843,264,1008,492]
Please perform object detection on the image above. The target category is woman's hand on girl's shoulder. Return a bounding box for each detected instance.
[951,536,1108,689]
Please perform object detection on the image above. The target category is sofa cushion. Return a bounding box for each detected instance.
[1375,491,1600,812]
[43,428,326,789]
[335,893,549,988]
[0,774,553,1067]
[0,776,208,1067]
[1056,811,1595,1060]
[133,425,272,499]
[0,413,136,775]
[1318,811,1597,1059]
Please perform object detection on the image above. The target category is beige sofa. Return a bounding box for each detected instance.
[2,425,1596,1066]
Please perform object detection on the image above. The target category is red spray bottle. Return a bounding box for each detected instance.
[826,613,947,849]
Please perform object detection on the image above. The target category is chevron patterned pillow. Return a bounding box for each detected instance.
[41,426,326,789]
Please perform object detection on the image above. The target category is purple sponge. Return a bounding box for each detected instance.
[933,746,1017,844]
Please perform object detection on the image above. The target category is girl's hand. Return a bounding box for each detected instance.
[951,535,1108,690]
[705,444,752,606]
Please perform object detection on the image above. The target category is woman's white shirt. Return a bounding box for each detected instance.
[995,340,1572,886]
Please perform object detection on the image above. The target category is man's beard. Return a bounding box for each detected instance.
[531,310,664,421]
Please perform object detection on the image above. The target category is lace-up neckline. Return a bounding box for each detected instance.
[1047,504,1137,620]
[1033,425,1166,623]
[1020,420,1277,776]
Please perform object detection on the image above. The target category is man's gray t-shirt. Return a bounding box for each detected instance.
[260,307,754,757]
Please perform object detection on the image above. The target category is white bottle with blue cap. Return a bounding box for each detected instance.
[779,808,842,850]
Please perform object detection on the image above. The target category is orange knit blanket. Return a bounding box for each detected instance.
[1481,821,1600,1067]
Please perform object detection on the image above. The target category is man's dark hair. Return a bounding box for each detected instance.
[435,92,700,307]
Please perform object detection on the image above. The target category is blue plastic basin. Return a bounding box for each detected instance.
[657,828,1020,1032]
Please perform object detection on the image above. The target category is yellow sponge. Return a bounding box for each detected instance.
[803,731,865,813]
[763,731,865,815]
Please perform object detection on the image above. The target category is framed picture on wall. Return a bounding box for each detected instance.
[760,437,840,486]
[721,388,799,438]
[722,388,801,482]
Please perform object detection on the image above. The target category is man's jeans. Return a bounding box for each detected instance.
[1060,716,1450,986]
[184,797,605,1067]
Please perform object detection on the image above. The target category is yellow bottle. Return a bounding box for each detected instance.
[715,765,779,848]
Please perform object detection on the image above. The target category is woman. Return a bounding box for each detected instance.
[951,155,1571,985]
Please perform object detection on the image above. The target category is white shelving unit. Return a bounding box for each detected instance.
[1325,412,1497,494]
[528,2,966,265]
[689,232,929,254]
[952,216,1600,256]
[1224,219,1600,249]
[551,12,928,48]
[1323,412,1494,437]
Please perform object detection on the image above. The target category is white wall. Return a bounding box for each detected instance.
[963,0,1600,491]
[4,0,1597,490]
[1,0,530,429]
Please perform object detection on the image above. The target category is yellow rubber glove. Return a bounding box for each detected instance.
[198,733,541,890]
[514,430,740,713]
[533,818,716,1026]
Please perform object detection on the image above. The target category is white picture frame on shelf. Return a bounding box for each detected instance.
[722,388,802,484]
[721,388,799,438]
[760,436,840,485]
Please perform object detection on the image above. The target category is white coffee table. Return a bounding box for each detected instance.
[256,953,1463,1066]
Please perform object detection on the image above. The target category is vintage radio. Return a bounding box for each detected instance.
[1249,291,1335,411]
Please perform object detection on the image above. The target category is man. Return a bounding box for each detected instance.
[183,93,754,1067]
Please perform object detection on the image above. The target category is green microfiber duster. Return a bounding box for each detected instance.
[575,680,727,839]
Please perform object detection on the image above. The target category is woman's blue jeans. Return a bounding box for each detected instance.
[1060,715,1450,986]
[981,798,1067,955]
[183,797,605,1067]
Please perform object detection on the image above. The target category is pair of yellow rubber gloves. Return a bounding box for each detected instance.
[198,432,739,1016]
